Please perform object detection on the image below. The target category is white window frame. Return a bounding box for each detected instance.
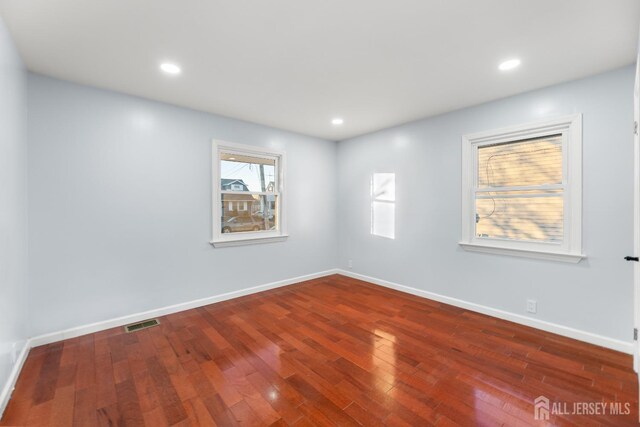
[211,140,287,248]
[459,114,584,263]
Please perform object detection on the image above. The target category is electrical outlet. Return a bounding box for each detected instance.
[347,259,353,269]
[526,299,537,314]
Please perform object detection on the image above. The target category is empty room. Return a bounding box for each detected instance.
[1,0,640,425]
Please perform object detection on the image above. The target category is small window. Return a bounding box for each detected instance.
[212,140,287,247]
[371,173,396,239]
[460,115,583,262]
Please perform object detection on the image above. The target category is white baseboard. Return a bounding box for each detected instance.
[336,269,634,355]
[2,266,631,421]
[1,269,338,419]
[25,267,635,353]
[30,269,339,348]
[0,340,31,420]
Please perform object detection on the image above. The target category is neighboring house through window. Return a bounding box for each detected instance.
[460,114,583,262]
[212,140,287,247]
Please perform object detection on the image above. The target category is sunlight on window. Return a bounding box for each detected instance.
[476,135,563,242]
[371,173,395,239]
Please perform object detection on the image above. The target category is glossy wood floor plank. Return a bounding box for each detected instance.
[1,274,638,426]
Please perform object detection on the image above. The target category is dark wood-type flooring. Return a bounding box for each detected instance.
[1,274,637,426]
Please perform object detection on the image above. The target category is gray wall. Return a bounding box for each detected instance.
[25,63,636,345]
[27,74,338,337]
[0,16,28,401]
[338,66,635,342]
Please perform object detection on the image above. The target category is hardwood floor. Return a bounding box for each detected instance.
[1,274,637,426]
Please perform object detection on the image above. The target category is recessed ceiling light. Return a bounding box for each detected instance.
[332,118,344,125]
[498,59,521,71]
[160,62,181,75]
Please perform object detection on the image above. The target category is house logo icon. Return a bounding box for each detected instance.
[534,396,550,420]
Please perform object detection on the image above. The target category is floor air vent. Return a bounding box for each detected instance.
[124,319,160,333]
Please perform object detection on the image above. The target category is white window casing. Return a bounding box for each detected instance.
[211,140,288,247]
[459,114,584,263]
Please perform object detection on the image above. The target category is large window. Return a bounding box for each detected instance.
[460,115,583,262]
[211,140,286,247]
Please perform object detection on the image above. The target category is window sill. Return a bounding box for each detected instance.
[211,234,289,248]
[458,242,585,263]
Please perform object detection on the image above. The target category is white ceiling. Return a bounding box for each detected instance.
[1,1,638,141]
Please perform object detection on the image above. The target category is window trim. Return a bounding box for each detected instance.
[211,140,288,248]
[459,114,584,263]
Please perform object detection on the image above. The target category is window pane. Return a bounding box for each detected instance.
[477,135,562,188]
[371,173,396,239]
[221,194,278,234]
[372,201,395,239]
[220,152,276,192]
[476,194,563,242]
[372,173,395,201]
